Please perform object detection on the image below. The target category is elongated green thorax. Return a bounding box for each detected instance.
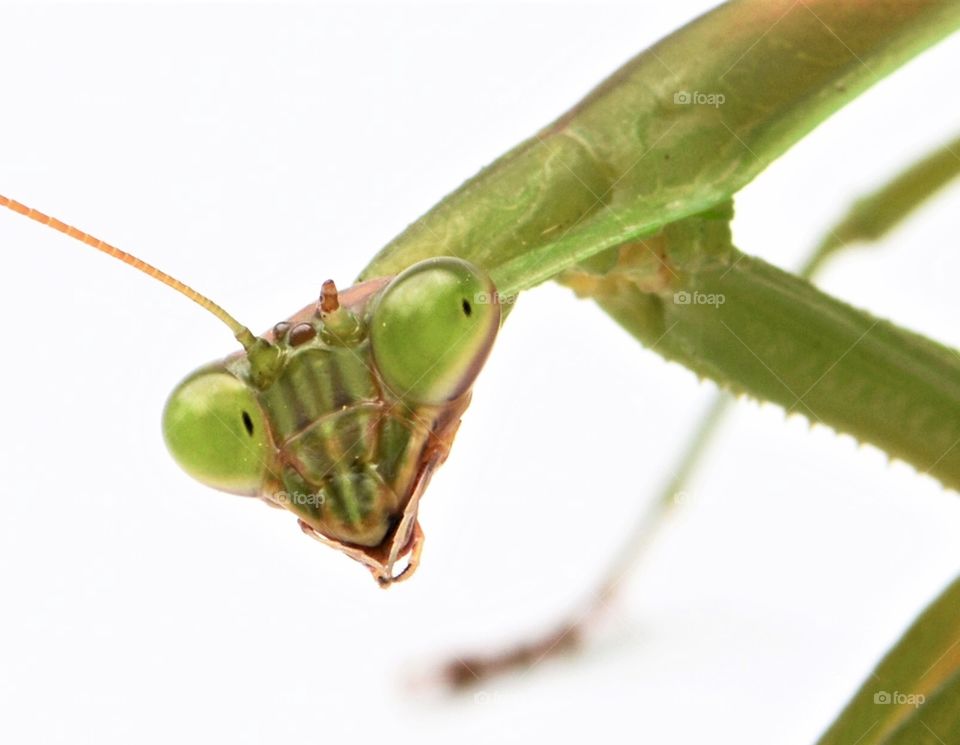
[163,258,500,585]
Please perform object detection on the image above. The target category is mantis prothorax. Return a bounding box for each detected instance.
[0,194,501,586]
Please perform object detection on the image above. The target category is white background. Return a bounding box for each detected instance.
[1,3,959,744]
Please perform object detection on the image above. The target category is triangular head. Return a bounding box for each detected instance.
[162,258,500,585]
[0,195,500,586]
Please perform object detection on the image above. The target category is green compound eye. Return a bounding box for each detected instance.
[370,257,501,406]
[162,366,272,495]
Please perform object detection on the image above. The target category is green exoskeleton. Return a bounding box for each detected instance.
[0,195,500,586]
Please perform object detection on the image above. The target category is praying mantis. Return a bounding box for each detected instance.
[3,2,960,743]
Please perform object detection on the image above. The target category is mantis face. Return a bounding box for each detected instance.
[161,257,501,584]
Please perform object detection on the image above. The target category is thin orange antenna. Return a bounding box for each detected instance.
[0,194,256,349]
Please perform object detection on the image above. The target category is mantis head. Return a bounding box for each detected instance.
[0,194,502,584]
[1,197,502,585]
[160,257,501,583]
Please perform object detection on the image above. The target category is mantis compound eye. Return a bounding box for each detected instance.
[162,366,272,495]
[369,257,501,406]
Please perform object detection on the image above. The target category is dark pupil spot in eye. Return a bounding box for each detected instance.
[462,299,472,317]
[241,411,255,436]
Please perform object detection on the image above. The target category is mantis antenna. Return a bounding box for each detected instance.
[0,194,257,349]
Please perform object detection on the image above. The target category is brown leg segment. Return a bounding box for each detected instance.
[435,396,730,689]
